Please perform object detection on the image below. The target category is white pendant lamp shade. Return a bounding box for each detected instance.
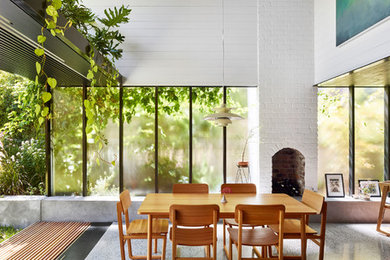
[204,104,244,127]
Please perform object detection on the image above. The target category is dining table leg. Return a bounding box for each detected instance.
[147,214,153,260]
[300,214,307,260]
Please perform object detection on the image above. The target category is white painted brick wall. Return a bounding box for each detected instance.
[258,0,317,193]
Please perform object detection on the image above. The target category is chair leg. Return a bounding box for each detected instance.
[119,239,126,260]
[238,243,242,260]
[172,242,177,260]
[319,238,325,260]
[154,238,158,253]
[223,219,226,248]
[229,238,233,260]
[162,237,167,260]
[127,239,133,258]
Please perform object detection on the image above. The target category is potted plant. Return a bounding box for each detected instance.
[239,127,259,167]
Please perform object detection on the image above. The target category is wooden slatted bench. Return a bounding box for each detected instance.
[0,221,90,259]
[377,181,390,236]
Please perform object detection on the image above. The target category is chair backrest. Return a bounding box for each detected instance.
[117,190,133,240]
[169,204,219,226]
[221,183,256,194]
[235,204,285,226]
[302,189,324,214]
[117,190,132,230]
[172,183,209,194]
[119,189,132,213]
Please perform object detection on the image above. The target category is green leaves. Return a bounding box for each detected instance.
[47,78,57,88]
[98,5,131,28]
[46,5,58,18]
[52,0,62,10]
[35,62,41,75]
[34,48,44,57]
[41,107,49,117]
[35,104,41,116]
[41,92,52,103]
[38,117,45,126]
[37,35,46,43]
[87,70,94,80]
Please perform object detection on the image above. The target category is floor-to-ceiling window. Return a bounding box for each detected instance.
[51,86,258,196]
[123,87,155,196]
[318,87,386,195]
[355,88,384,186]
[52,87,83,195]
[87,87,120,196]
[192,87,224,192]
[318,88,349,194]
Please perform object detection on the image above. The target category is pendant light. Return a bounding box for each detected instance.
[204,0,243,127]
[204,104,244,127]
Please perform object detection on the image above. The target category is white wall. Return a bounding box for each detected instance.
[84,0,318,192]
[258,0,317,192]
[315,0,390,84]
[83,0,257,86]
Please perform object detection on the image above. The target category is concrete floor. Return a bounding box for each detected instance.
[85,223,390,260]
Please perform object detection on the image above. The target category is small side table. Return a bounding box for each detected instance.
[377,181,390,236]
[235,161,250,183]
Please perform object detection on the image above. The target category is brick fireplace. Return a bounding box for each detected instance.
[272,148,305,196]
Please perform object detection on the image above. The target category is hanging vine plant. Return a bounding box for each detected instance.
[34,0,131,165]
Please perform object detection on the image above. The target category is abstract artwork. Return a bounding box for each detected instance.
[336,0,390,46]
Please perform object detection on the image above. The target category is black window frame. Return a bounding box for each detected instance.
[48,85,257,196]
[318,85,390,195]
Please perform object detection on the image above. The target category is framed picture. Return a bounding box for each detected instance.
[325,173,345,198]
[358,180,381,197]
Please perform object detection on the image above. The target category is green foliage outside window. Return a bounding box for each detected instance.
[318,88,384,195]
[0,71,45,195]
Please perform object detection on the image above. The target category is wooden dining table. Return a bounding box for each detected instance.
[138,193,317,260]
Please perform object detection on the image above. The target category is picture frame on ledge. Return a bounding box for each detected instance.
[358,180,381,197]
[325,173,345,198]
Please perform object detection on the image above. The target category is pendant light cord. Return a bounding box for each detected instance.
[222,0,225,89]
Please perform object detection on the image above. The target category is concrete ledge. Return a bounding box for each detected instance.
[0,196,144,228]
[0,196,43,228]
[1,195,390,228]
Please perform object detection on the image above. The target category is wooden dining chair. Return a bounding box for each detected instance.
[270,189,327,260]
[172,183,209,193]
[228,204,285,260]
[117,190,168,260]
[169,204,219,260]
[221,183,257,258]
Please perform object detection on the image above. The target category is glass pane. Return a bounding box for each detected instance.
[52,87,83,195]
[355,88,384,190]
[87,87,120,196]
[192,87,223,192]
[158,87,189,193]
[0,70,46,195]
[123,87,155,196]
[226,88,259,185]
[318,88,349,195]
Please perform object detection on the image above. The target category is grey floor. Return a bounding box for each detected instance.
[86,223,390,260]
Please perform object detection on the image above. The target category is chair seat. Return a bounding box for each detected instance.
[127,219,169,235]
[225,218,255,227]
[169,227,214,246]
[270,219,317,234]
[228,227,279,246]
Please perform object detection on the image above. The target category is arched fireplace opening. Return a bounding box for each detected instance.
[272,148,305,196]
